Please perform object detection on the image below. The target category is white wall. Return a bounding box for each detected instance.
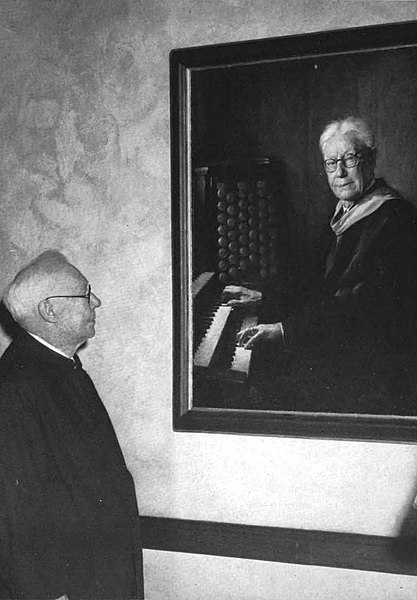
[140,432,417,535]
[144,550,417,600]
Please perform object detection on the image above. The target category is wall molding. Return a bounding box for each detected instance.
[141,517,417,576]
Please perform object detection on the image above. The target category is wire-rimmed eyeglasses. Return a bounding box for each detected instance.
[323,152,362,173]
[44,284,92,305]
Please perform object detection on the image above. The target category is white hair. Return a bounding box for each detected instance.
[3,250,72,326]
[319,116,376,154]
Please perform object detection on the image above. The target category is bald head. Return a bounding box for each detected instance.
[3,251,101,356]
[4,251,77,327]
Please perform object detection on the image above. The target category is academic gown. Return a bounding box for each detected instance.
[286,192,417,350]
[258,181,417,413]
[0,329,144,600]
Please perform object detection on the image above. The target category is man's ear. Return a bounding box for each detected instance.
[38,299,57,323]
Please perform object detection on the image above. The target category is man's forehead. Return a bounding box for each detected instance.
[323,133,357,156]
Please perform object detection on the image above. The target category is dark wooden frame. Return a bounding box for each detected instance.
[170,20,417,442]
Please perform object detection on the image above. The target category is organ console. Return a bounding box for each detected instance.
[193,271,257,380]
[191,158,289,407]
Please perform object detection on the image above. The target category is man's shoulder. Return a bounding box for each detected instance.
[371,179,414,215]
[377,197,417,227]
[0,339,23,378]
[0,337,46,406]
[364,196,417,258]
[362,176,414,222]
[351,194,417,254]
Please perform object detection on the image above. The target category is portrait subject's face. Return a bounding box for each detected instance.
[323,133,375,204]
[52,268,102,348]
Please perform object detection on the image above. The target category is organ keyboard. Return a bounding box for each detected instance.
[194,304,232,369]
[230,314,258,377]
[193,271,257,387]
[190,158,288,406]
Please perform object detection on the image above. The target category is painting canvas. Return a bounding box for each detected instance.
[171,21,417,441]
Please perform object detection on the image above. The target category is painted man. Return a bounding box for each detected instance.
[226,117,417,412]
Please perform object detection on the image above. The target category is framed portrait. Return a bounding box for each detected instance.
[170,20,417,442]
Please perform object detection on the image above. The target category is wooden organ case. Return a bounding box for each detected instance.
[192,158,289,407]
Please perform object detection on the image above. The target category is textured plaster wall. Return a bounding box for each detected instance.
[1,2,417,597]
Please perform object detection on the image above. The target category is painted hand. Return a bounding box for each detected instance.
[236,322,283,349]
[221,285,262,308]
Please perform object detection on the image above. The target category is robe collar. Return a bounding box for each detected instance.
[15,327,83,370]
[28,331,75,360]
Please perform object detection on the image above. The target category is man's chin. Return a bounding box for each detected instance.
[86,323,96,338]
[334,188,360,203]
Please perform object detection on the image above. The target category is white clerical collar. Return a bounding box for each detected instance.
[28,332,75,360]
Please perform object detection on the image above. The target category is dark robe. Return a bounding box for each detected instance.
[257,180,417,413]
[0,329,144,600]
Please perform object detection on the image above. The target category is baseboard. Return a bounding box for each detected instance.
[141,516,417,576]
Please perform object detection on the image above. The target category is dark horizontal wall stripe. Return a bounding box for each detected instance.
[140,517,417,576]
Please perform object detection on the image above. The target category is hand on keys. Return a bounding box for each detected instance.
[221,285,262,308]
[236,322,283,349]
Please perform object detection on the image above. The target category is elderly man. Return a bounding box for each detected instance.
[228,116,417,411]
[0,251,143,600]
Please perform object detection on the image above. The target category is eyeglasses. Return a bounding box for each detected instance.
[44,284,92,305]
[323,152,362,173]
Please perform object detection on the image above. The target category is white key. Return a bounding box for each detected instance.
[194,305,231,368]
[231,315,258,375]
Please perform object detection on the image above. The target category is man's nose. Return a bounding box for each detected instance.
[334,159,347,177]
[91,293,101,308]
